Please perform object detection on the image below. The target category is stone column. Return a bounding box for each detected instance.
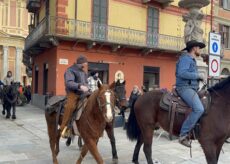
[179,0,210,88]
[15,47,22,82]
[2,46,8,79]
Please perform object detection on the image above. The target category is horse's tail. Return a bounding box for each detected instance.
[126,97,141,141]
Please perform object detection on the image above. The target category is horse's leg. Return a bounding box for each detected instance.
[85,138,104,164]
[78,137,83,149]
[201,142,217,164]
[55,129,61,156]
[216,140,225,161]
[45,113,59,164]
[105,122,118,160]
[132,135,143,164]
[12,104,16,119]
[76,144,89,164]
[6,104,11,119]
[2,103,5,115]
[142,127,154,164]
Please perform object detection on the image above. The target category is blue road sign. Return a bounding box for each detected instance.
[212,42,218,53]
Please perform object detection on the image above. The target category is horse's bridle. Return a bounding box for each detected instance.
[96,89,114,112]
[114,85,126,107]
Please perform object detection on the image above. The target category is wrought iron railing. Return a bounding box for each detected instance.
[26,16,208,53]
[25,17,47,49]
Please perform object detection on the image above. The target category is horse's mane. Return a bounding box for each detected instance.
[208,76,230,92]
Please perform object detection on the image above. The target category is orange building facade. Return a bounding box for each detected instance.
[24,0,211,108]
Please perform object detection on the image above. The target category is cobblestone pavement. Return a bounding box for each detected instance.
[0,104,230,164]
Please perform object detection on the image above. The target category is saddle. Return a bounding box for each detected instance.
[46,95,89,136]
[159,88,211,139]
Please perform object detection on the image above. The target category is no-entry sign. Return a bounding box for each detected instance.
[209,55,220,77]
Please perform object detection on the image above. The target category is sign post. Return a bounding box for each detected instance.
[208,32,221,86]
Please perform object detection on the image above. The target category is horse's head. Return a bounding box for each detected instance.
[112,80,128,108]
[6,82,19,98]
[97,82,116,123]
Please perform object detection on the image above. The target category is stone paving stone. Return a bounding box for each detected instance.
[1,104,230,164]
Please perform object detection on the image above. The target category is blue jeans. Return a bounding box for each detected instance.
[177,88,204,137]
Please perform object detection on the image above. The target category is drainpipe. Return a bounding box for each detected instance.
[211,0,214,32]
[75,0,77,37]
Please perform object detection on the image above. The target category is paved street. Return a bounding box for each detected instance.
[0,104,230,164]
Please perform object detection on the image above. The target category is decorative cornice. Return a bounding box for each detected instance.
[0,36,24,48]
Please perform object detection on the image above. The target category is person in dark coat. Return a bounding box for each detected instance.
[119,85,141,117]
[60,55,89,138]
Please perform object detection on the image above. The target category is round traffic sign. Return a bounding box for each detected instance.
[211,59,218,73]
[212,42,218,53]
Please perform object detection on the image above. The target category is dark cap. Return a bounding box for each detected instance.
[76,55,88,64]
[182,40,206,51]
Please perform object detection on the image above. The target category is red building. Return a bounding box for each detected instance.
[24,0,210,108]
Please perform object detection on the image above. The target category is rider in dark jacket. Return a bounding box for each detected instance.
[60,55,89,138]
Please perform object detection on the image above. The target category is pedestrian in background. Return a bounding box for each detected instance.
[3,71,14,85]
[88,71,102,92]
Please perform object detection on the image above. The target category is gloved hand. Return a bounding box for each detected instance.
[198,73,205,81]
[80,85,89,92]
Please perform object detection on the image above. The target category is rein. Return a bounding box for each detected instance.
[83,89,114,137]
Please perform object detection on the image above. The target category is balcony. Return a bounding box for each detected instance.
[25,16,190,54]
[26,0,40,13]
[143,0,174,6]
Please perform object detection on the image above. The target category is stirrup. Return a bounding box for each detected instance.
[61,127,71,138]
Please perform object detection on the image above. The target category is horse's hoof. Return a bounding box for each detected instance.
[12,115,16,119]
[2,110,5,115]
[132,159,139,164]
[112,158,118,164]
[6,115,10,119]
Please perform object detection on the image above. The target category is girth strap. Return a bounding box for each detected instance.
[169,102,177,140]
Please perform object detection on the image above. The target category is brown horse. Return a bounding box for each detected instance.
[70,79,127,158]
[127,76,230,164]
[45,83,117,164]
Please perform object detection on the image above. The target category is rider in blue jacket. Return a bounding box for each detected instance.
[176,40,206,147]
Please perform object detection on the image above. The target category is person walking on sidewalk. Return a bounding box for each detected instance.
[59,55,89,138]
[176,40,206,148]
[3,71,14,86]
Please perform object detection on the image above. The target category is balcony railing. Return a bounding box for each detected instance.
[26,16,197,53]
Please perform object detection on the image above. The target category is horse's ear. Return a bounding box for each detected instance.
[97,80,102,89]
[109,81,115,90]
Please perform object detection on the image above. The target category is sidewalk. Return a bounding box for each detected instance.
[0,104,230,164]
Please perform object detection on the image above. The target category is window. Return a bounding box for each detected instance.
[93,0,108,40]
[34,66,39,94]
[43,63,48,95]
[147,7,159,34]
[18,8,21,27]
[147,7,159,46]
[219,24,230,49]
[143,66,160,91]
[220,0,230,10]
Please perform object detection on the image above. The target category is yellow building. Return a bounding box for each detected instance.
[25,0,211,108]
[0,0,31,85]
